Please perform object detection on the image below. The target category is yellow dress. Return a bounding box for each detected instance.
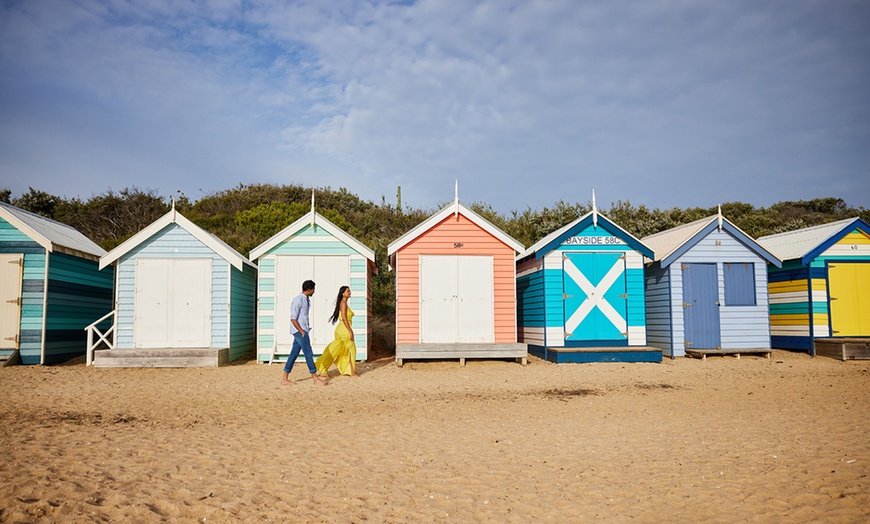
[315,308,357,376]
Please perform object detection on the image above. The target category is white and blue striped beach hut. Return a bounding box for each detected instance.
[96,206,256,367]
[642,211,781,359]
[250,210,376,364]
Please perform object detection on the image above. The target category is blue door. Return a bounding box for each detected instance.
[681,263,720,349]
[563,252,628,344]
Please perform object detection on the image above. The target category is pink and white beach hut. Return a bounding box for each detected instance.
[387,190,527,366]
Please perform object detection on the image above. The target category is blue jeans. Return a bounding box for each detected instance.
[284,331,316,374]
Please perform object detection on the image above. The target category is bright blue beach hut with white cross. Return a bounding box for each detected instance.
[516,201,659,363]
[0,201,113,365]
[249,208,376,364]
[93,206,257,367]
[642,211,781,359]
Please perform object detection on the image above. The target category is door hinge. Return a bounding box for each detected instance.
[8,258,23,267]
[830,297,837,301]
[6,297,21,306]
[682,301,693,308]
[4,334,18,343]
[684,340,693,347]
[562,293,573,300]
[618,293,628,299]
[564,331,573,338]
[681,263,691,270]
[621,332,628,337]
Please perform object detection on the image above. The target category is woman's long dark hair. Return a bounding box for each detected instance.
[329,285,349,324]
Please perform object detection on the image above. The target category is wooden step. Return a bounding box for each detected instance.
[92,348,229,368]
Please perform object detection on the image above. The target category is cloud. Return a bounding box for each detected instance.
[1,0,868,213]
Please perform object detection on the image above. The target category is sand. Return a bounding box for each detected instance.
[1,350,868,523]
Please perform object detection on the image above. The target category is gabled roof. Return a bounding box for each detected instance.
[249,210,376,269]
[642,213,781,268]
[757,217,870,266]
[100,207,255,271]
[517,210,653,261]
[0,201,105,260]
[387,201,524,257]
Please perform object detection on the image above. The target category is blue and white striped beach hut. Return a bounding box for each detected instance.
[516,205,658,363]
[96,206,257,367]
[249,210,376,364]
[642,211,781,359]
[0,201,112,365]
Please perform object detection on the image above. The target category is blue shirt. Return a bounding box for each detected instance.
[289,293,311,335]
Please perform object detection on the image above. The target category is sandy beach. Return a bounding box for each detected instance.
[1,350,868,523]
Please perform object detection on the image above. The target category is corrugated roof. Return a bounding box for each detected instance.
[641,215,716,263]
[757,217,861,262]
[0,201,106,259]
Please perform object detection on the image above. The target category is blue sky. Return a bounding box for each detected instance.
[1,0,868,213]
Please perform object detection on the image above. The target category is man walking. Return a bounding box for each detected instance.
[282,280,327,386]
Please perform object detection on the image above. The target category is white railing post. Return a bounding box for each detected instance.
[84,310,116,366]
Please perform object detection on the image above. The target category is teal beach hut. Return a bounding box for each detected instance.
[94,206,257,367]
[249,209,376,364]
[642,211,781,359]
[516,203,659,363]
[0,201,112,365]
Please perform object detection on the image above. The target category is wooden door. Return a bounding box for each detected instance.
[682,262,721,350]
[135,258,212,348]
[563,252,628,343]
[420,255,494,344]
[275,255,350,350]
[0,254,23,349]
[829,262,870,336]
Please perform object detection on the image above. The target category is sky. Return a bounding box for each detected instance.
[1,0,868,214]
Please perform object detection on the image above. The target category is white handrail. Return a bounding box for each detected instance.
[84,310,116,366]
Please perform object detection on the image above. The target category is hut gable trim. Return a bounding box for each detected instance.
[100,208,254,271]
[0,201,105,260]
[758,217,870,265]
[517,211,653,261]
[249,210,375,265]
[387,201,523,257]
[643,215,781,268]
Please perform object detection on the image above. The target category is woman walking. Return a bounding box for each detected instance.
[315,286,359,378]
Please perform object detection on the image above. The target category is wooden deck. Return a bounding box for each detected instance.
[685,348,772,361]
[396,343,528,367]
[813,338,870,360]
[531,346,662,364]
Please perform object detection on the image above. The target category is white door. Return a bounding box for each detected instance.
[0,254,23,349]
[135,258,212,348]
[420,255,494,344]
[275,255,350,351]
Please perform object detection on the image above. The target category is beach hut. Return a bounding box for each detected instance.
[0,201,112,365]
[758,217,870,359]
[516,202,659,363]
[642,211,781,359]
[249,208,376,364]
[93,206,256,367]
[387,191,527,366]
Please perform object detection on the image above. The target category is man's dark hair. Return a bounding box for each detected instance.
[302,280,316,292]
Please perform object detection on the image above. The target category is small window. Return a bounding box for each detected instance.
[724,262,756,306]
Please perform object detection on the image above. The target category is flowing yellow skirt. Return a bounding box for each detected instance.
[315,317,356,376]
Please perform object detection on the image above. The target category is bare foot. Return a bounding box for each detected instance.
[281,379,296,386]
[312,374,328,386]
[351,373,360,378]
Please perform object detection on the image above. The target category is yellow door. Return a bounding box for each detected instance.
[829,263,870,336]
[0,254,23,349]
